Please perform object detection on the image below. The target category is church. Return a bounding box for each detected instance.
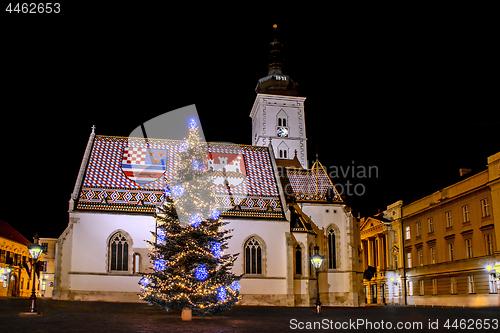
[53,31,365,307]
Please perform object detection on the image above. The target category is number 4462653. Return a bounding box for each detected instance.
[6,3,60,13]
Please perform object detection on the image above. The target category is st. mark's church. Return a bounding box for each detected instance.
[53,31,365,307]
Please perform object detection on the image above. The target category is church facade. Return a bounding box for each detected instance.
[53,33,364,307]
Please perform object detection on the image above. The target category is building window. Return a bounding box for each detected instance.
[417,249,423,266]
[432,278,438,295]
[393,254,398,270]
[41,243,48,253]
[429,246,436,264]
[407,251,412,268]
[109,231,129,271]
[245,237,262,275]
[428,217,434,233]
[445,211,452,228]
[328,229,337,269]
[468,275,476,294]
[419,280,425,296]
[481,198,490,217]
[133,253,140,274]
[416,221,421,237]
[462,205,470,223]
[465,239,473,258]
[485,234,494,256]
[405,226,411,240]
[408,281,414,296]
[489,274,498,294]
[448,243,454,261]
[451,277,458,295]
[295,246,302,275]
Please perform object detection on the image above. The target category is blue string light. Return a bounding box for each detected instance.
[211,208,220,220]
[195,265,208,281]
[172,185,184,197]
[189,214,203,227]
[188,118,197,130]
[140,277,150,287]
[229,281,240,291]
[156,230,166,243]
[179,141,189,153]
[217,286,226,301]
[211,242,222,259]
[154,259,166,271]
[191,159,206,171]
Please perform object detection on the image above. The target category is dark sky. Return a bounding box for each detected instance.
[2,8,498,242]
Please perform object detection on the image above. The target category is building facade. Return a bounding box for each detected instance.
[0,219,41,298]
[362,152,500,307]
[39,238,57,298]
[53,32,364,306]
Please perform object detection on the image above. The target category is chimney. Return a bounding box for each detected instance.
[459,168,472,177]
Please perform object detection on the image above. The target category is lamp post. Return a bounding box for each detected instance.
[310,245,324,313]
[28,243,43,314]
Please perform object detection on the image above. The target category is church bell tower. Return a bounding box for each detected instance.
[250,25,308,168]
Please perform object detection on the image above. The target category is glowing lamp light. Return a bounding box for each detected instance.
[28,243,43,261]
[195,265,209,281]
[310,246,324,270]
[390,277,395,282]
[487,265,493,272]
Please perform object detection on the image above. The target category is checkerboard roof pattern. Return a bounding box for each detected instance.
[282,161,343,203]
[76,135,284,218]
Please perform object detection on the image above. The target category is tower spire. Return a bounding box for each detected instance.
[255,24,299,96]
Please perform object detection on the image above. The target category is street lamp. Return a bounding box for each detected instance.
[310,245,324,313]
[28,243,43,314]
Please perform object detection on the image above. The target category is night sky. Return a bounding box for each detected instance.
[2,8,498,242]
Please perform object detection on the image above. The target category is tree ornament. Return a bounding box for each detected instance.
[172,185,184,197]
[194,265,209,281]
[211,208,220,220]
[154,259,166,271]
[189,213,203,228]
[217,286,226,302]
[188,118,197,130]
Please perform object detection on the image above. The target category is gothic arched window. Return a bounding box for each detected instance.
[328,229,337,269]
[245,237,262,274]
[295,245,302,275]
[109,231,129,271]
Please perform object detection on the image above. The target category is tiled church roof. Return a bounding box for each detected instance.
[74,135,285,219]
[280,161,343,203]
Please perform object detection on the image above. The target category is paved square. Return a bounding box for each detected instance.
[1,298,499,332]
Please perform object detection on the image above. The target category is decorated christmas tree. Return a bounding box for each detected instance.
[139,118,241,316]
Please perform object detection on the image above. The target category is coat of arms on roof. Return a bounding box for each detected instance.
[208,152,246,187]
[121,146,168,184]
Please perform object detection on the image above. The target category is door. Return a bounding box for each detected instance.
[381,284,386,304]
[371,284,377,304]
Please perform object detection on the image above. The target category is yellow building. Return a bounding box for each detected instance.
[363,152,500,307]
[360,201,403,305]
[0,219,43,298]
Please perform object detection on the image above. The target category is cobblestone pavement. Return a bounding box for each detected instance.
[1,297,499,332]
